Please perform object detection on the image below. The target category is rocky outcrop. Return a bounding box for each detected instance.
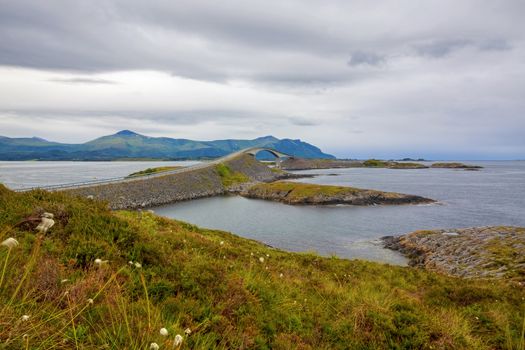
[383,226,525,281]
[240,181,434,206]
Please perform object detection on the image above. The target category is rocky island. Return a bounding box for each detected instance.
[430,162,483,170]
[241,181,434,205]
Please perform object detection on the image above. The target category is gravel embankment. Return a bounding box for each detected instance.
[66,154,282,209]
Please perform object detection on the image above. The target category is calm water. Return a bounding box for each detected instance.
[0,161,201,189]
[2,160,524,264]
[154,161,525,264]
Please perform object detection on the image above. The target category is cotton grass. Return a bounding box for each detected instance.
[36,213,55,233]
[174,334,183,347]
[1,237,19,249]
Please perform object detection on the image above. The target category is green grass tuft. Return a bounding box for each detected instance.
[215,163,250,187]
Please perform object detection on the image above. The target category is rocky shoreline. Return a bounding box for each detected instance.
[240,181,434,206]
[280,158,482,171]
[383,226,525,281]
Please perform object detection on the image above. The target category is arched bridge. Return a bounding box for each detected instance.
[14,147,293,192]
[243,147,292,159]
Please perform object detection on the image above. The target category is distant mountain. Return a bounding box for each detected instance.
[0,130,335,160]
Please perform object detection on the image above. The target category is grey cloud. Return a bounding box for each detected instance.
[478,39,512,51]
[288,117,319,126]
[348,51,385,66]
[0,0,522,86]
[414,39,472,58]
[47,78,117,85]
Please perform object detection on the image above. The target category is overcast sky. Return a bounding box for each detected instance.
[0,0,524,159]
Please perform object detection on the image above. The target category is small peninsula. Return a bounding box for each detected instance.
[241,181,434,205]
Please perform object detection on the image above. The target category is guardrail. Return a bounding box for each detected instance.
[13,161,211,192]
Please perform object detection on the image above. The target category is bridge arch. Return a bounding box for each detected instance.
[243,147,292,159]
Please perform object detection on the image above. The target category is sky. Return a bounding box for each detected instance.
[0,0,524,159]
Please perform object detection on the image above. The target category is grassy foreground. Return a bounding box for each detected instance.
[0,185,524,349]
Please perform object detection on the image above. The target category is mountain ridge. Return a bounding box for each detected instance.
[0,130,335,160]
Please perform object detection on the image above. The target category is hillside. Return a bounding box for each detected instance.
[0,130,334,160]
[0,186,524,349]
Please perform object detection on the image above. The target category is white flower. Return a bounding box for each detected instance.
[266,254,270,258]
[174,334,183,347]
[279,273,283,278]
[259,257,264,263]
[1,237,19,249]
[128,261,133,265]
[220,241,224,245]
[250,252,254,256]
[94,258,108,267]
[150,343,160,350]
[160,328,168,336]
[87,298,94,305]
[36,217,55,233]
[21,315,30,321]
[184,328,191,335]
[134,262,142,268]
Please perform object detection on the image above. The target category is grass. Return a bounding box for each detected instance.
[127,166,181,178]
[0,184,524,349]
[363,159,389,167]
[248,181,362,197]
[215,163,250,187]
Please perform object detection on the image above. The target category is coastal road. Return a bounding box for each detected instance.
[14,147,289,192]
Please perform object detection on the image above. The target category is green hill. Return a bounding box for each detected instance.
[0,185,523,349]
[0,130,335,160]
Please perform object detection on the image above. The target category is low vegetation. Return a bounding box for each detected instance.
[363,159,389,167]
[0,185,523,349]
[215,163,250,187]
[127,166,181,178]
